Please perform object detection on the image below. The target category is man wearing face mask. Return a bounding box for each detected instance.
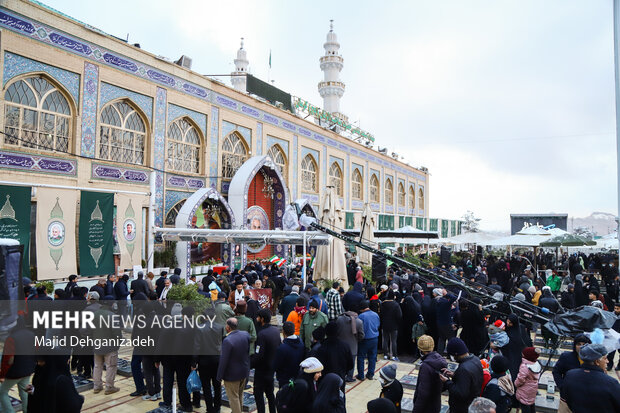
[378,364,403,413]
[439,337,483,413]
[561,343,620,412]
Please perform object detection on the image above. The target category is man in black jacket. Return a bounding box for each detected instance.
[278,285,299,321]
[380,290,403,361]
[552,333,591,390]
[170,268,182,285]
[606,302,620,371]
[440,337,483,413]
[193,307,226,413]
[155,271,168,297]
[217,318,251,413]
[64,274,78,294]
[130,271,150,298]
[314,321,353,392]
[251,309,281,413]
[114,274,130,317]
[273,321,305,387]
[379,364,403,413]
[562,343,620,413]
[104,274,116,297]
[413,335,447,413]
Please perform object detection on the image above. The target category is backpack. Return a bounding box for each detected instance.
[276,380,296,413]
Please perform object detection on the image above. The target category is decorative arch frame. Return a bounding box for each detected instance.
[2,72,78,153]
[174,187,236,278]
[369,173,380,203]
[97,97,150,166]
[228,155,290,267]
[328,161,344,197]
[385,177,394,205]
[397,182,406,207]
[220,130,250,181]
[301,153,319,193]
[266,143,288,180]
[166,115,205,175]
[351,167,363,200]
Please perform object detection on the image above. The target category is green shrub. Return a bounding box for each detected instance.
[166,282,210,315]
[154,241,178,268]
[35,280,55,295]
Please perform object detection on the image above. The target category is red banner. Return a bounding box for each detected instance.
[246,288,273,309]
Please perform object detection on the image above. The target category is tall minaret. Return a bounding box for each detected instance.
[231,38,248,92]
[318,20,345,115]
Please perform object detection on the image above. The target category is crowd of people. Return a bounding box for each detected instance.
[1,251,619,413]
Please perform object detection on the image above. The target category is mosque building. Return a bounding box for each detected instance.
[0,0,462,277]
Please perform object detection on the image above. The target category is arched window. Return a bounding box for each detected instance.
[99,100,146,164]
[3,75,72,152]
[398,182,406,207]
[221,132,248,179]
[328,162,343,196]
[301,154,318,192]
[385,179,393,205]
[165,199,186,226]
[370,174,380,203]
[267,144,287,181]
[352,169,363,200]
[409,185,415,209]
[167,118,201,174]
[418,187,425,210]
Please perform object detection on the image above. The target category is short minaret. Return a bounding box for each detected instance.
[231,38,248,92]
[318,20,345,115]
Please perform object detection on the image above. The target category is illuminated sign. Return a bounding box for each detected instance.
[293,97,375,142]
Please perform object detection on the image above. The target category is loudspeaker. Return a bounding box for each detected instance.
[372,255,387,279]
[440,246,451,266]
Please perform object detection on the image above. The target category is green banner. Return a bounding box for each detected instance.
[79,191,114,276]
[0,185,31,276]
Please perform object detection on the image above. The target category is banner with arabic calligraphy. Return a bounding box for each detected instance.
[116,193,142,271]
[0,185,31,276]
[246,288,273,310]
[36,188,77,280]
[79,191,113,276]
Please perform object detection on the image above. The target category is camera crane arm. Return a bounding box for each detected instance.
[309,221,553,325]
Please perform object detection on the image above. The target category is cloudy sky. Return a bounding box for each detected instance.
[45,0,618,231]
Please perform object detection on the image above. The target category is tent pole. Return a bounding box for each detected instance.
[302,230,307,287]
[147,171,156,273]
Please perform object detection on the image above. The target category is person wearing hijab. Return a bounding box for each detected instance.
[458,299,487,357]
[500,314,525,380]
[294,357,324,413]
[52,375,84,413]
[311,373,345,413]
[367,398,397,413]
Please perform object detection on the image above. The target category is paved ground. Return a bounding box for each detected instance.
[7,322,620,412]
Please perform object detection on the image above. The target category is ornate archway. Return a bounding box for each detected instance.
[174,187,235,277]
[228,155,290,267]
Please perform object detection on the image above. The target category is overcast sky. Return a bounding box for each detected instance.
[44,0,618,231]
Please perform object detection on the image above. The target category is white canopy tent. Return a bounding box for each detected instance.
[314,187,348,289]
[357,203,376,265]
[446,231,500,245]
[487,226,553,247]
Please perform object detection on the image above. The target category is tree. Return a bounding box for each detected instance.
[461,210,481,233]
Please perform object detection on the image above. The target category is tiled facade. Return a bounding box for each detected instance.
[0,0,463,250]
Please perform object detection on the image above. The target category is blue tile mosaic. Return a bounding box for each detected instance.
[167,103,207,135]
[99,82,153,121]
[3,52,80,103]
